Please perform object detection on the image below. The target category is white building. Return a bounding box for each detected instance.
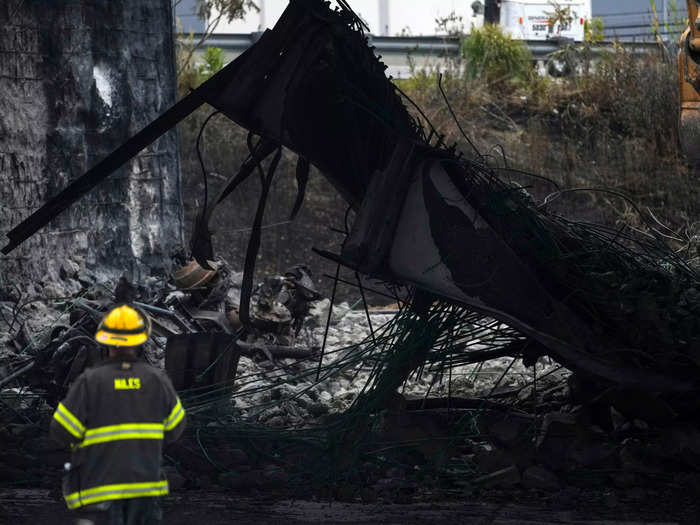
[593,0,683,42]
[213,0,483,36]
[175,1,646,79]
[175,0,205,33]
[175,0,681,42]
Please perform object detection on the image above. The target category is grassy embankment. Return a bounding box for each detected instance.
[398,29,698,246]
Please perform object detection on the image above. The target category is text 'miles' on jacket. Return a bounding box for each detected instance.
[50,356,186,509]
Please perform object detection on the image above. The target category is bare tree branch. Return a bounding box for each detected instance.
[176,1,258,80]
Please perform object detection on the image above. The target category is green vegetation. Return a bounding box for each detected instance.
[177,44,226,95]
[175,0,256,94]
[461,24,533,89]
[545,1,575,37]
[584,18,605,43]
[394,42,697,244]
[198,46,225,80]
[176,15,699,289]
[649,0,686,46]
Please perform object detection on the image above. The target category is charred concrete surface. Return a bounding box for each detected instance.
[0,0,183,291]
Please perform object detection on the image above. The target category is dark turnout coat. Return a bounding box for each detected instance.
[49,356,186,509]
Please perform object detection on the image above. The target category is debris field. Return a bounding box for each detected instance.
[1,1,700,523]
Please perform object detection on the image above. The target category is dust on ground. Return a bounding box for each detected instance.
[0,488,696,525]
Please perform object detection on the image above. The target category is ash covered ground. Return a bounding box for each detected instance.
[2,265,700,524]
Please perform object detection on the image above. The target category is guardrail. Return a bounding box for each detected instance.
[183,32,663,62]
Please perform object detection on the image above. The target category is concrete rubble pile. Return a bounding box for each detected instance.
[2,259,700,502]
[0,253,558,427]
[0,256,321,398]
[2,2,700,515]
[0,256,328,489]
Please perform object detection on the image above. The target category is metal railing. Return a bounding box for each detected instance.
[182,32,662,62]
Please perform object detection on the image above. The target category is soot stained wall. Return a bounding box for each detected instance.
[0,0,183,291]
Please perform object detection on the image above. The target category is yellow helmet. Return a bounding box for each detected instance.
[95,304,151,347]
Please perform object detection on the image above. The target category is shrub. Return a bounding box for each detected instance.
[584,17,605,43]
[177,46,225,96]
[461,24,533,89]
[572,45,678,154]
[198,47,225,80]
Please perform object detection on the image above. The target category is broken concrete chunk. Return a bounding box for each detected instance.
[59,259,81,280]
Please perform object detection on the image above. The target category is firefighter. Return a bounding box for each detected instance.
[50,304,186,524]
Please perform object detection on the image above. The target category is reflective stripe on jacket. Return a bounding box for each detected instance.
[50,357,186,509]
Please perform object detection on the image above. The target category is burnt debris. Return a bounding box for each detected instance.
[3,0,699,401]
[1,0,700,507]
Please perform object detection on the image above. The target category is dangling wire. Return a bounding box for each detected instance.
[316,204,354,381]
[336,0,370,32]
[393,83,438,143]
[196,110,221,215]
[437,73,484,162]
[317,262,340,382]
[238,145,283,329]
[356,272,376,345]
[343,205,353,235]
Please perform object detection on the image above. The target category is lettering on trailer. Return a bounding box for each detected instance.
[527,16,573,32]
[114,378,141,390]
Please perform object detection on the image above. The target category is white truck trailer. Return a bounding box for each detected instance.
[212,1,592,41]
[483,0,593,41]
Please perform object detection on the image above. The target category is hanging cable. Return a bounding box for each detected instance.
[196,110,221,214]
[437,73,484,162]
[238,145,283,329]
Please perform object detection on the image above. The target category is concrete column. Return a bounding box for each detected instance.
[379,0,389,36]
[0,0,183,291]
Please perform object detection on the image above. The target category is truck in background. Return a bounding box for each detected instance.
[208,1,592,41]
[481,0,592,41]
